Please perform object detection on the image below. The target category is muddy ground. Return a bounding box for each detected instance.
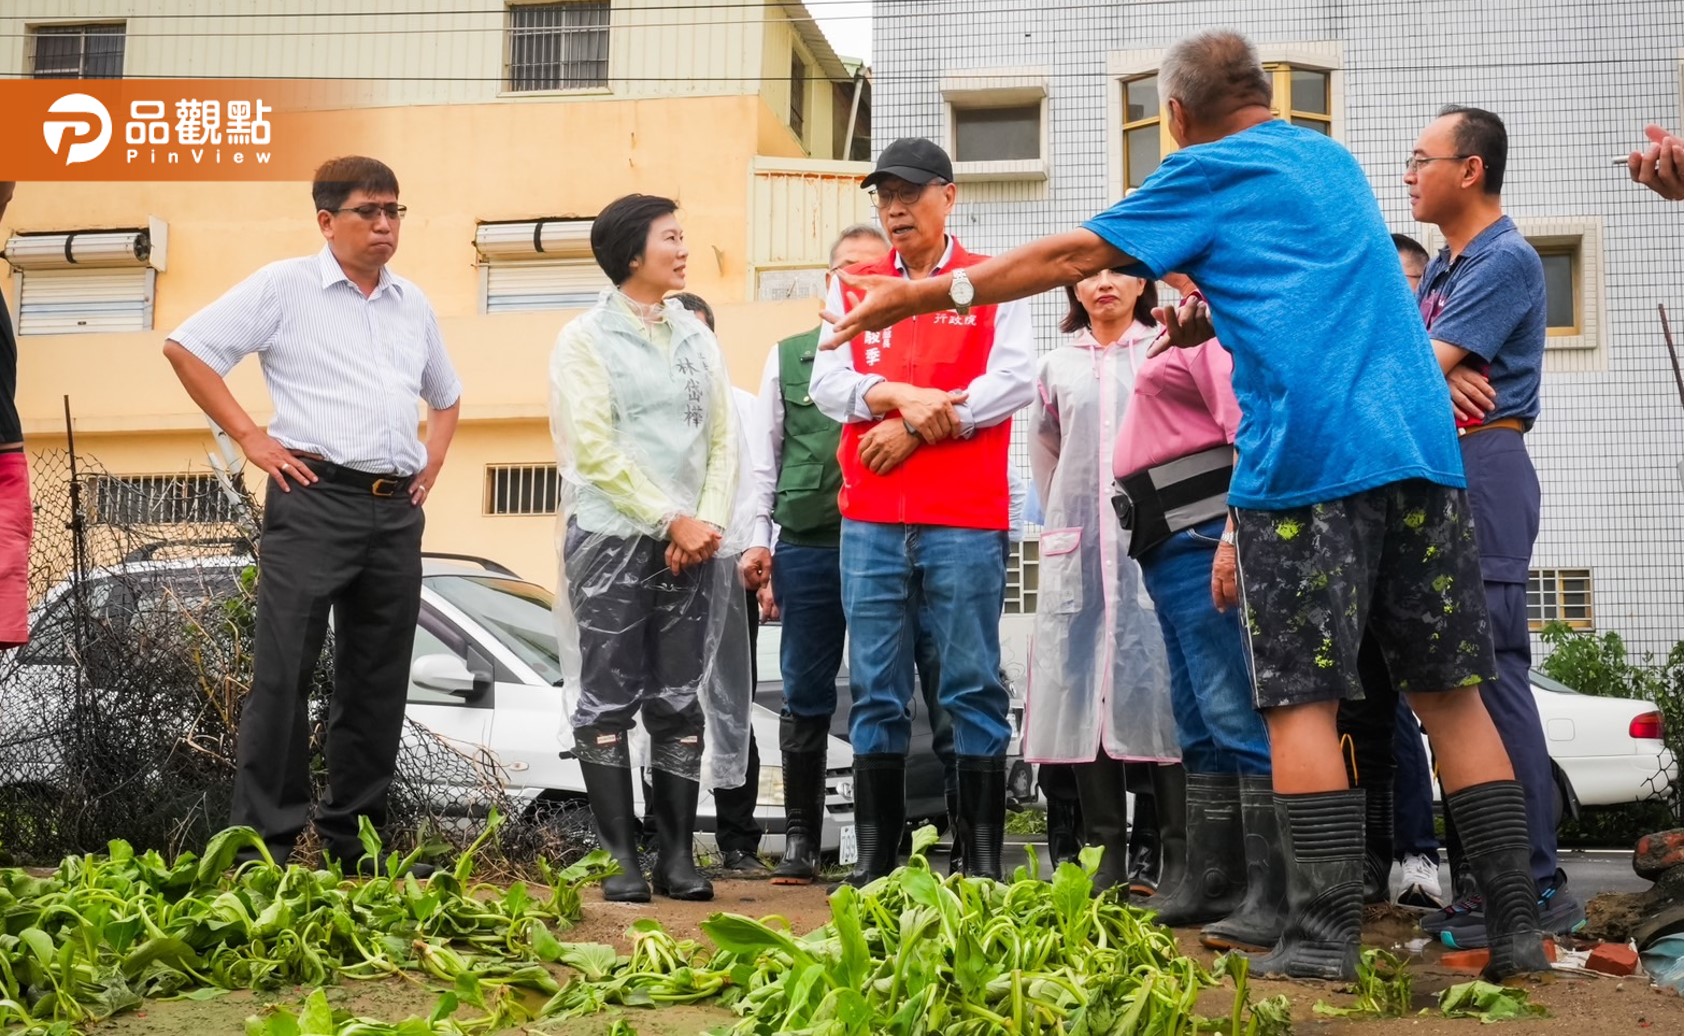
[88,879,1682,1035]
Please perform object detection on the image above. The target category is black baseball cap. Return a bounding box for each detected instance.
[862,138,954,189]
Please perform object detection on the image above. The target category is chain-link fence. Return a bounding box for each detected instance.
[0,450,593,871]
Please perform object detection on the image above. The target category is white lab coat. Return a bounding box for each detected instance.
[1024,323,1178,763]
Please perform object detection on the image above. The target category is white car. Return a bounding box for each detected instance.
[1422,668,1676,820]
[2,551,858,862]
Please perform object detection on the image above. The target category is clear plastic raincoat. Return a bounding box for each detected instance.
[1024,323,1179,764]
[547,291,753,789]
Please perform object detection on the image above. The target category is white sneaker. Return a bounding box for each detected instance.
[1393,852,1446,911]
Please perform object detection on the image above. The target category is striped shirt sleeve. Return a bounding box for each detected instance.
[167,264,282,375]
[418,306,463,410]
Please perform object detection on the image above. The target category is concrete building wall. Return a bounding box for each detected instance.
[872,0,1683,655]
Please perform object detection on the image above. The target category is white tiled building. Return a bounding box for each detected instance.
[870,1,1684,658]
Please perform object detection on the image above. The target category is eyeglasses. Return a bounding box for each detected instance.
[1403,155,1470,174]
[868,180,946,208]
[331,203,407,221]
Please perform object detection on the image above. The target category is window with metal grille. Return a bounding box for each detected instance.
[789,54,808,140]
[1527,568,1594,630]
[31,24,125,79]
[89,474,238,525]
[1004,539,1040,615]
[506,1,609,92]
[485,464,560,516]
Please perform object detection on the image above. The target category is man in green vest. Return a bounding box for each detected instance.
[742,224,955,883]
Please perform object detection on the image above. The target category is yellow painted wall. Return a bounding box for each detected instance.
[6,91,847,590]
[3,0,868,589]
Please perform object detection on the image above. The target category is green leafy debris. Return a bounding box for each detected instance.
[1437,979,1551,1023]
[1312,948,1412,1018]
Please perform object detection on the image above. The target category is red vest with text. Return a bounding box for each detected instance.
[837,243,1011,530]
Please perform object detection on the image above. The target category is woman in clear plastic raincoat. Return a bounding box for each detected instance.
[547,194,752,904]
[1025,267,1177,893]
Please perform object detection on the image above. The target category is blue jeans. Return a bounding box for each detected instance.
[840,519,1011,757]
[771,540,848,722]
[1137,517,1272,776]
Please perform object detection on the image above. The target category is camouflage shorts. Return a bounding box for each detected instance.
[1234,480,1497,710]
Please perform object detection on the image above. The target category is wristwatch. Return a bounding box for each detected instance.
[1219,528,1237,546]
[949,268,975,315]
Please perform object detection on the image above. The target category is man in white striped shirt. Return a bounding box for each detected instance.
[163,156,462,875]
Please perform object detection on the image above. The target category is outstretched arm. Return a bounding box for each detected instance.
[819,227,1214,355]
[820,229,1126,346]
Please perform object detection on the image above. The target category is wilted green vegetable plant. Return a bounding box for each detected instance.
[539,829,1296,1036]
[0,809,614,1035]
[1437,979,1551,1022]
[1,818,1305,1036]
[1312,948,1412,1019]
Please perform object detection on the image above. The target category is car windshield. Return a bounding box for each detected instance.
[426,575,563,685]
[1528,668,1580,695]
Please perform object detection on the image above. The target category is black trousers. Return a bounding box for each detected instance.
[232,479,423,861]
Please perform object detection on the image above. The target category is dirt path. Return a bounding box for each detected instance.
[88,879,1683,1035]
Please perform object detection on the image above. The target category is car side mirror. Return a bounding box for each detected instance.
[411,653,491,699]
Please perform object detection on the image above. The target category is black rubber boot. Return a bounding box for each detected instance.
[945,789,966,876]
[771,717,830,885]
[648,738,713,902]
[1073,757,1131,893]
[1126,781,1161,897]
[1248,789,1365,981]
[957,755,1006,881]
[1201,775,1291,952]
[836,754,905,888]
[1362,781,1395,904]
[1446,781,1551,979]
[1046,793,1083,867]
[572,727,651,903]
[1138,764,1187,906]
[1143,773,1245,927]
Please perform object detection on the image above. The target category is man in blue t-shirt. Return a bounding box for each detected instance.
[1405,105,1582,945]
[820,30,1548,984]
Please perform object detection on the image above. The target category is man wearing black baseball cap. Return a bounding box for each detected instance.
[810,139,1036,885]
[863,137,954,191]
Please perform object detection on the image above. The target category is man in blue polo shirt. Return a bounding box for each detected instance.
[821,30,1549,983]
[1405,105,1583,947]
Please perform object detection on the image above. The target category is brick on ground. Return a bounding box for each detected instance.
[1586,942,1641,977]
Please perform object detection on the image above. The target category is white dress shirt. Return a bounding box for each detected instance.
[170,245,462,476]
[748,348,788,551]
[731,385,777,548]
[809,236,1036,437]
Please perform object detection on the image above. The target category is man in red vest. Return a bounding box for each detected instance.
[811,139,1036,883]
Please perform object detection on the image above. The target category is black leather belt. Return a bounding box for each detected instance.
[294,454,411,497]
